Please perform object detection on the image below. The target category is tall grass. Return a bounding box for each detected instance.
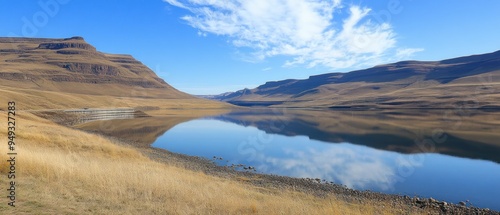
[0,112,418,214]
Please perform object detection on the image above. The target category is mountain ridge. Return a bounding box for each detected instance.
[208,50,500,108]
[0,36,191,98]
[0,36,233,111]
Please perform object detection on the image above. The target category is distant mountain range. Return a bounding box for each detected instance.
[3,36,499,110]
[195,92,235,100]
[207,50,500,109]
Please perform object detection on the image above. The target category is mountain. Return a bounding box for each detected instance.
[211,50,500,109]
[0,36,229,110]
[195,92,241,100]
[0,36,191,98]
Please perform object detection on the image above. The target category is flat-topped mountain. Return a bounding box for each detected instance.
[0,36,189,98]
[0,36,232,110]
[212,50,500,109]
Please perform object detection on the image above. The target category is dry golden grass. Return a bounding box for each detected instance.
[0,112,424,214]
[0,85,232,111]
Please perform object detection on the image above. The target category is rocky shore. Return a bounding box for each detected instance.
[109,135,498,215]
[39,110,499,214]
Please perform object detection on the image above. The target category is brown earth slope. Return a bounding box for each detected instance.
[0,36,230,110]
[214,50,500,109]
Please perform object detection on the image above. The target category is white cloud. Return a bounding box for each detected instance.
[396,48,425,59]
[197,31,207,37]
[164,0,421,70]
[253,145,399,191]
[164,0,189,9]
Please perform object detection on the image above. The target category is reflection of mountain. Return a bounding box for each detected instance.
[75,109,500,163]
[74,110,230,146]
[213,109,500,163]
[75,117,193,147]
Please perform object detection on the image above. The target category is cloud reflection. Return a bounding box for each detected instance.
[252,142,399,191]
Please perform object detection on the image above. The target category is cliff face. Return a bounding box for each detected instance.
[38,37,97,51]
[0,36,189,98]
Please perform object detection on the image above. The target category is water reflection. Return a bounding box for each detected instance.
[252,141,399,191]
[75,109,500,210]
[213,109,500,163]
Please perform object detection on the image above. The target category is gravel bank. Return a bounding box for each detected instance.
[135,142,498,215]
[41,110,497,215]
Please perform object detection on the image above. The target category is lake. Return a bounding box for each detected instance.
[77,109,500,210]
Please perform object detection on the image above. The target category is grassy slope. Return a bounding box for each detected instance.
[218,51,500,109]
[0,112,423,214]
[0,85,231,111]
[235,76,500,108]
[0,37,233,110]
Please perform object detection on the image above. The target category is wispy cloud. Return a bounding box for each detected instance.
[164,0,422,70]
[395,48,425,59]
[262,67,272,71]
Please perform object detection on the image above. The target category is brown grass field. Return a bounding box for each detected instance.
[0,84,231,111]
[0,111,430,214]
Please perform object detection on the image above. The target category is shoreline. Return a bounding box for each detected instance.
[34,109,499,214]
[86,128,498,215]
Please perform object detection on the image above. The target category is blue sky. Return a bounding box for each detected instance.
[1,0,499,94]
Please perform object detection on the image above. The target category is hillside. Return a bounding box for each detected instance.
[0,36,229,110]
[212,50,500,109]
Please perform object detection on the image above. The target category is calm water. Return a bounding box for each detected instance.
[81,109,500,210]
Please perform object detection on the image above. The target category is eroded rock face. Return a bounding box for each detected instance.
[0,36,189,98]
[47,75,163,87]
[64,36,85,40]
[49,62,120,76]
[38,42,97,51]
[56,49,85,55]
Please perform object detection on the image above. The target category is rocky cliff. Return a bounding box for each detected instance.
[0,36,189,98]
